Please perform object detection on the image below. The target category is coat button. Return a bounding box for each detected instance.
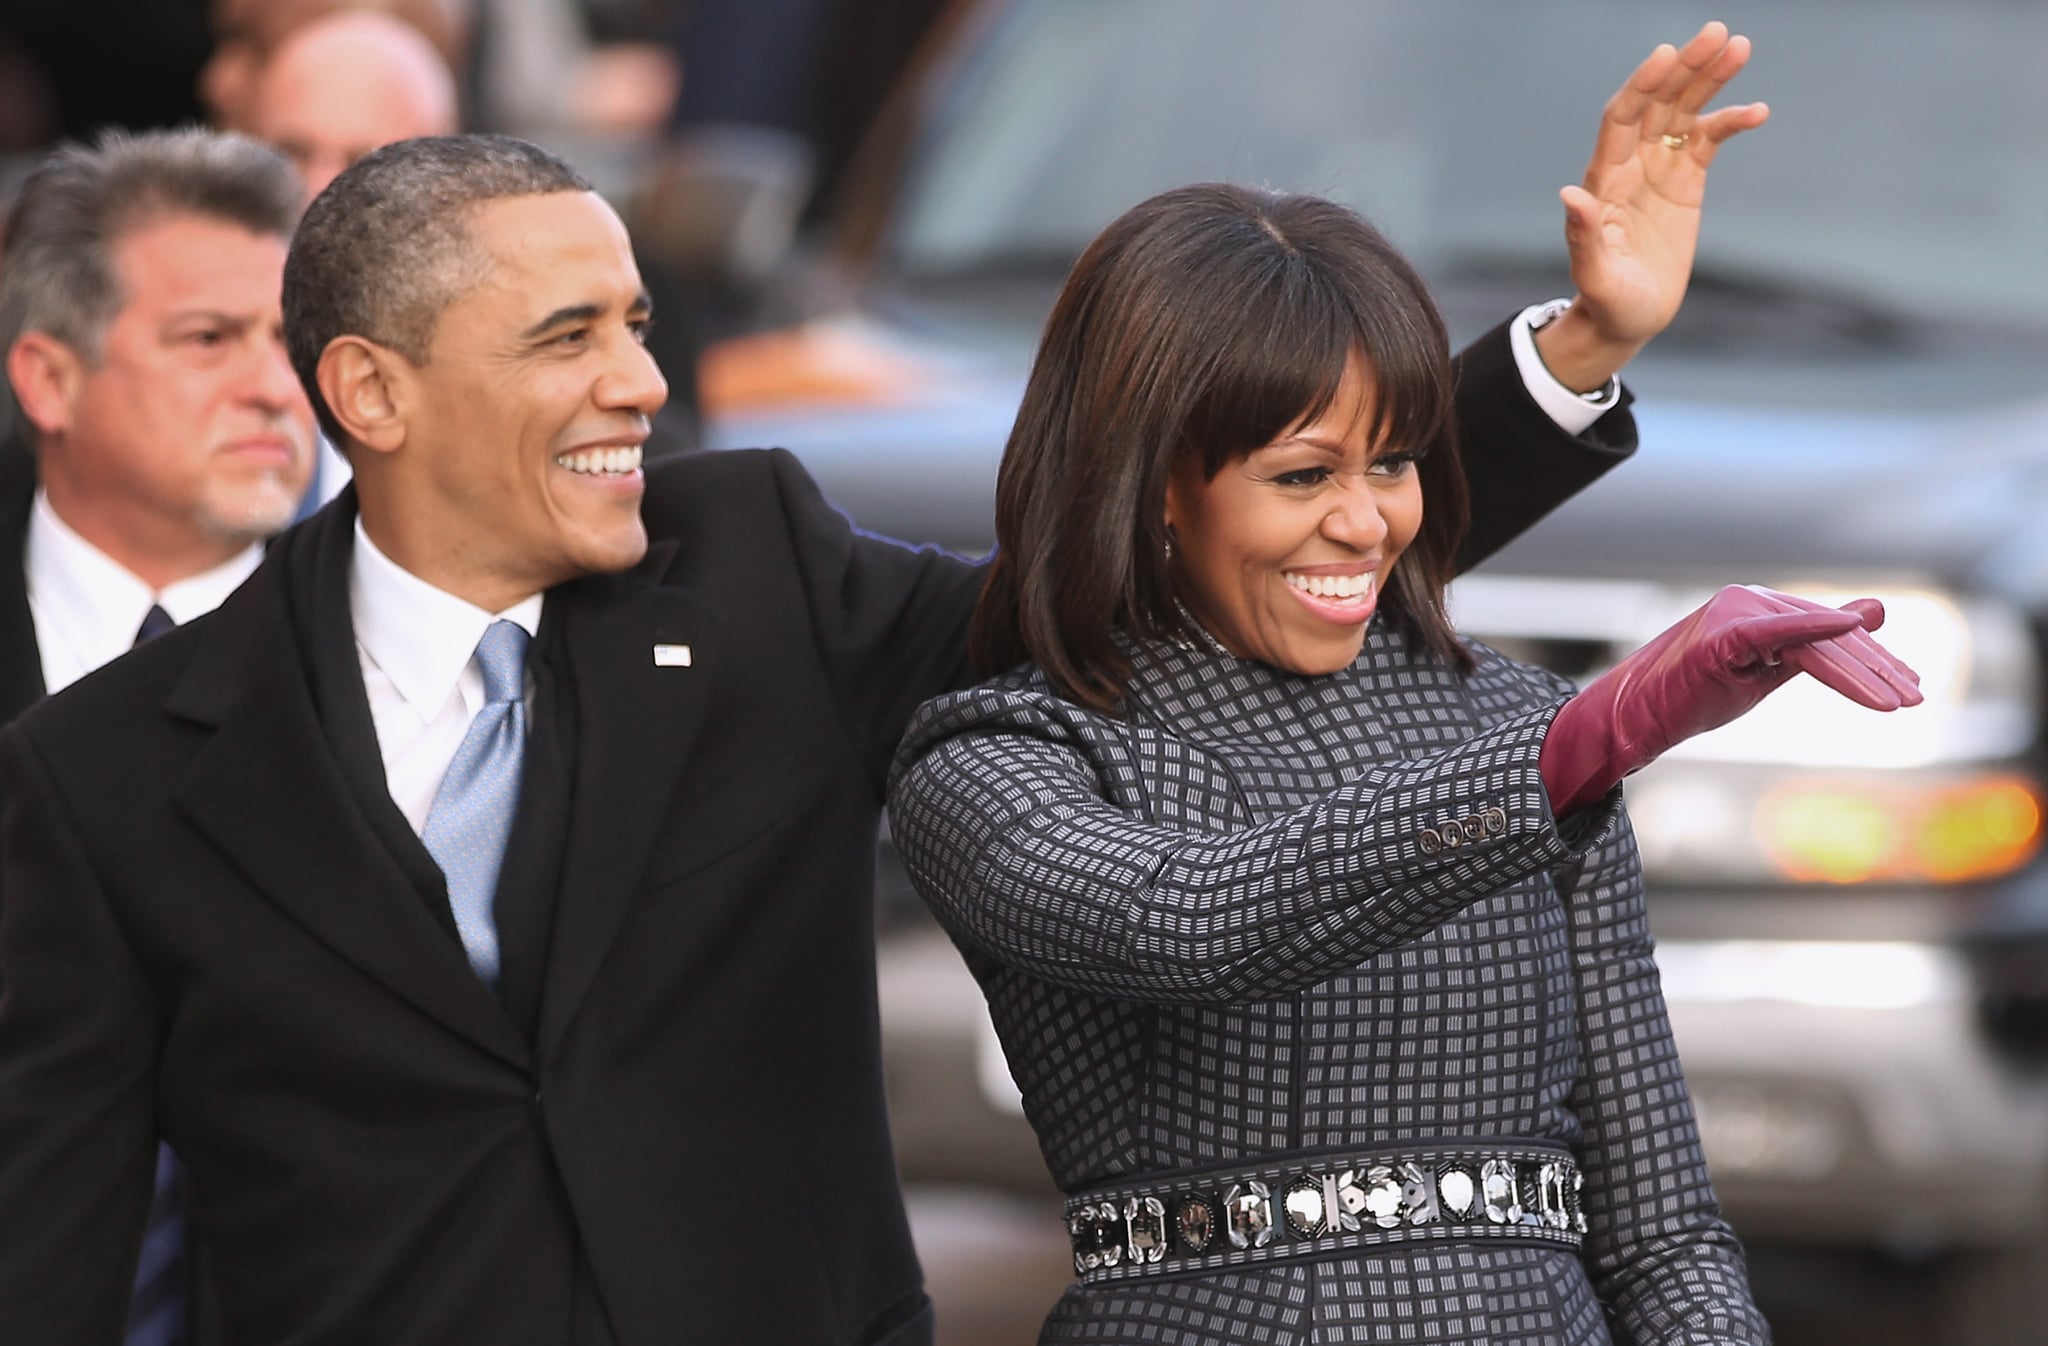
[1419,828,1443,855]
[1483,807,1507,836]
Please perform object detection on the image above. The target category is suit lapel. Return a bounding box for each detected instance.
[168,523,530,1071]
[538,541,717,1056]
[0,448,48,725]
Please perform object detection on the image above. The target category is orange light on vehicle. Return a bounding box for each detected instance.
[1757,774,2043,885]
[1915,776,2042,881]
[699,323,927,414]
[1758,788,1901,884]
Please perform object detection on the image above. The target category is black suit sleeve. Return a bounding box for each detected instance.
[1451,317,1638,573]
[0,723,160,1346]
[764,446,986,788]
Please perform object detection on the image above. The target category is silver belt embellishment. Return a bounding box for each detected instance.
[1065,1149,1584,1279]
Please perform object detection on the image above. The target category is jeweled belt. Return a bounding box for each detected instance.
[1063,1143,1585,1283]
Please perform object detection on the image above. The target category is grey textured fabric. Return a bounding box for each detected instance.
[888,624,1768,1345]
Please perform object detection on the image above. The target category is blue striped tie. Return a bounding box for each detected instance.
[123,1147,186,1346]
[421,620,529,982]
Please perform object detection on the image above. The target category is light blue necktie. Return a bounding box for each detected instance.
[421,620,529,983]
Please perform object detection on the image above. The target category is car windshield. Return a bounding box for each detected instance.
[887,0,2048,332]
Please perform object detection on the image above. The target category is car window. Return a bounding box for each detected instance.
[888,0,2048,330]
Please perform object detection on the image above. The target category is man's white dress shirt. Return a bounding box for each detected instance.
[349,519,541,834]
[24,491,263,694]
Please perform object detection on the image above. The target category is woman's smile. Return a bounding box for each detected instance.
[1166,353,1421,675]
[1283,567,1380,624]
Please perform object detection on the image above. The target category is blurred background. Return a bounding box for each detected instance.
[7,1,2048,1341]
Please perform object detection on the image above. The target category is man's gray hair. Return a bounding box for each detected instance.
[283,134,592,442]
[0,127,301,434]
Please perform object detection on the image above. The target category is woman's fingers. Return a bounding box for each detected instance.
[1671,25,1749,117]
[1723,606,1862,662]
[1717,601,1923,710]
[1783,627,1925,709]
[1840,596,1886,632]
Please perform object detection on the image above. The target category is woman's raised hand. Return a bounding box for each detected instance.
[1535,21,1772,392]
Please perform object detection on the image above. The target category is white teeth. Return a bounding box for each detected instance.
[555,445,643,476]
[1286,572,1374,601]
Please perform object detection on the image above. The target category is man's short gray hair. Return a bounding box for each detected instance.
[282,134,592,443]
[0,127,301,434]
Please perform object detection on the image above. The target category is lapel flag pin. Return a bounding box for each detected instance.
[653,644,693,668]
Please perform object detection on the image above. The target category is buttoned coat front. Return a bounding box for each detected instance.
[0,449,980,1346]
[888,626,1770,1345]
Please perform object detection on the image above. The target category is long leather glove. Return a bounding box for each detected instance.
[1540,585,1924,817]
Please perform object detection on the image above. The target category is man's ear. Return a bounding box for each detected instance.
[5,333,86,438]
[316,336,412,457]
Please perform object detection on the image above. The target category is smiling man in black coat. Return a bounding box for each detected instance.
[0,57,1747,1334]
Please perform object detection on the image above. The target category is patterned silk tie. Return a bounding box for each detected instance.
[127,601,187,1346]
[421,620,530,983]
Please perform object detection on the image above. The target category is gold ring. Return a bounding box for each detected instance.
[1659,132,1690,150]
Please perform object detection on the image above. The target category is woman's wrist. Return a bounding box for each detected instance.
[1529,301,1648,395]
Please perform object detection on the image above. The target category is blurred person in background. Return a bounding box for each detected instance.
[204,0,676,154]
[201,0,472,134]
[238,7,462,510]
[242,8,460,201]
[0,128,311,710]
[884,78,1916,1346]
[0,126,311,1346]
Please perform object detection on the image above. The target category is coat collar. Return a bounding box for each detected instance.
[165,500,537,1067]
[0,443,47,724]
[164,496,718,1066]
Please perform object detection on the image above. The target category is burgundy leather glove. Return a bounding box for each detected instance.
[1540,585,1924,816]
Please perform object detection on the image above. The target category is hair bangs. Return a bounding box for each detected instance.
[1180,262,1357,480]
[1345,294,1456,465]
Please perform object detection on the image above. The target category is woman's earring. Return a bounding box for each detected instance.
[1164,529,1176,564]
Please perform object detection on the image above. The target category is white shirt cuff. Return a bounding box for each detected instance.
[1508,301,1621,437]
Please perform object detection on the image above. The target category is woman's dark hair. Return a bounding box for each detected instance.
[971,182,1470,711]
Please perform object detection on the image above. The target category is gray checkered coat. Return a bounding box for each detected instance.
[888,623,1768,1345]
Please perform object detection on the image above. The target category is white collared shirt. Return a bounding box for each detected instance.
[25,490,264,694]
[349,519,543,834]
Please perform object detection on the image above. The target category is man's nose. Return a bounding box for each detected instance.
[245,336,308,414]
[597,332,669,417]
